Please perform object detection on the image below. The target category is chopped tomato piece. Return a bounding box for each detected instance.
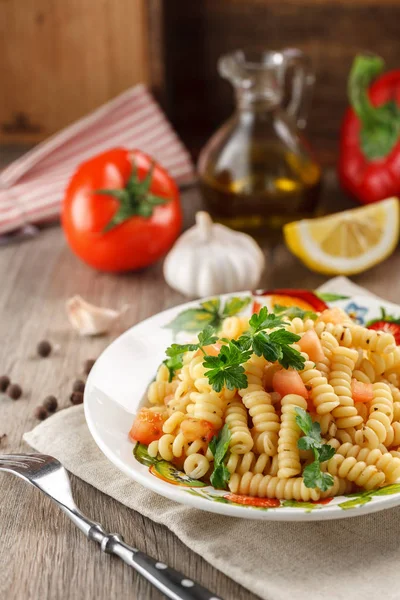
[298,330,325,363]
[351,379,374,403]
[272,369,308,399]
[263,364,282,389]
[315,307,348,325]
[224,493,280,507]
[181,417,216,443]
[129,408,166,445]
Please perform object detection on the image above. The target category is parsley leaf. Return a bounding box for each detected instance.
[209,424,231,489]
[203,342,251,392]
[279,344,306,370]
[295,407,335,491]
[197,325,219,348]
[248,306,288,333]
[163,326,217,381]
[251,331,282,362]
[303,460,334,492]
[235,312,304,371]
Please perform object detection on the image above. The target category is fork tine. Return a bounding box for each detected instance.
[0,454,47,464]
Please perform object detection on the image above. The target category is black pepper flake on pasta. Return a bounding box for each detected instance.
[0,375,10,392]
[340,332,345,341]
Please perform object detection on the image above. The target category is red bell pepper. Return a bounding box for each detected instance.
[338,54,400,204]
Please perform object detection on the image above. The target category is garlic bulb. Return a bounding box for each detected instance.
[66,295,129,336]
[163,211,265,298]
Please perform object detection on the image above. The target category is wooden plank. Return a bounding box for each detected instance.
[0,0,149,144]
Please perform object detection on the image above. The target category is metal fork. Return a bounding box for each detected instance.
[0,454,223,600]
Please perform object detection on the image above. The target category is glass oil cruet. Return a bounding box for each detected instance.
[198,49,321,239]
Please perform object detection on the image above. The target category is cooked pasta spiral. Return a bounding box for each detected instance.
[228,472,347,501]
[355,382,394,449]
[220,316,249,339]
[297,352,340,415]
[323,453,385,490]
[225,399,254,454]
[330,347,363,428]
[277,394,308,478]
[226,451,270,475]
[327,441,400,484]
[183,454,210,479]
[314,322,396,354]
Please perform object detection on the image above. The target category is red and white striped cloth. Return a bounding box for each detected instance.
[0,84,195,235]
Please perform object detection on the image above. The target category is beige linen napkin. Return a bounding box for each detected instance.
[24,277,400,600]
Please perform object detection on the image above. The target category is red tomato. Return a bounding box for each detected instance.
[298,330,325,363]
[224,493,280,508]
[180,418,216,443]
[62,148,182,271]
[129,408,166,445]
[272,369,308,399]
[351,379,374,403]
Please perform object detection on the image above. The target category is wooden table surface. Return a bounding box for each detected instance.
[1,157,400,600]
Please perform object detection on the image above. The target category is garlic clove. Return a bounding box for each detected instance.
[66,295,129,336]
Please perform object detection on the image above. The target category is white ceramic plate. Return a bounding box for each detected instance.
[85,289,400,521]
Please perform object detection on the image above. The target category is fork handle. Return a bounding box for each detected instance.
[88,524,222,600]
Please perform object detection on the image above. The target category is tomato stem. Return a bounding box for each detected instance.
[95,159,167,232]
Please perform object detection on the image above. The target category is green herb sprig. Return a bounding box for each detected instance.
[295,407,336,491]
[163,325,218,381]
[209,424,231,489]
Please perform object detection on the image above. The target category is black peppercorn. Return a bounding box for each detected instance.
[0,375,10,392]
[37,340,52,358]
[34,406,48,420]
[72,379,85,393]
[8,384,22,400]
[43,395,58,413]
[70,391,84,405]
[83,359,95,375]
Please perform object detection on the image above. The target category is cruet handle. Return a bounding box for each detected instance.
[282,48,315,130]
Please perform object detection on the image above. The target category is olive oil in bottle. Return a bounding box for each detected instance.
[198,49,321,240]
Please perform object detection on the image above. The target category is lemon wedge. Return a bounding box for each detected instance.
[284,198,399,275]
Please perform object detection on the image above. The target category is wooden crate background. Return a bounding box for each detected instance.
[148,0,400,165]
[0,0,148,144]
[2,0,400,168]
